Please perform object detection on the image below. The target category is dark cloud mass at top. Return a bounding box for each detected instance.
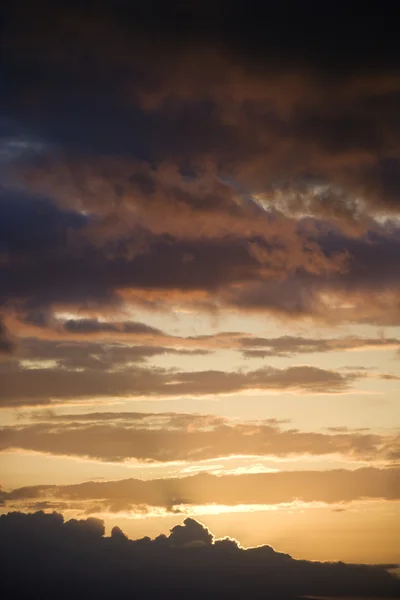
[1,1,400,323]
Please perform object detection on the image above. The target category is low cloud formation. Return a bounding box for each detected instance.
[1,412,398,463]
[1,511,399,599]
[2,468,399,513]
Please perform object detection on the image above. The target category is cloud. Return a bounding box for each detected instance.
[8,311,400,358]
[2,467,399,512]
[63,318,164,336]
[216,228,400,322]
[1,510,399,599]
[240,334,400,357]
[1,8,400,598]
[2,2,400,328]
[2,178,400,325]
[0,316,15,355]
[1,412,398,463]
[8,337,210,371]
[168,517,214,547]
[0,184,349,314]
[0,361,357,407]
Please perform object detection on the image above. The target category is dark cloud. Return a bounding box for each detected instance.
[218,227,400,322]
[5,321,400,371]
[240,334,400,358]
[2,179,400,322]
[10,337,210,371]
[1,511,399,599]
[169,517,214,547]
[0,361,357,407]
[1,412,398,463]
[63,318,163,335]
[0,182,350,315]
[3,2,400,218]
[0,316,15,355]
[0,191,291,307]
[0,187,87,258]
[2,2,400,331]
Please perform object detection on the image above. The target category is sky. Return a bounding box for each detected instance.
[1,0,400,582]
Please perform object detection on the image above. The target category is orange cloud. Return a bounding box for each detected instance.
[1,412,398,463]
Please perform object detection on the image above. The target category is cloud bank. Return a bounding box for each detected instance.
[1,511,399,600]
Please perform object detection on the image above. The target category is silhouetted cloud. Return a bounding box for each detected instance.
[1,511,399,599]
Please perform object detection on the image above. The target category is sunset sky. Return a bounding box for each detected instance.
[1,0,399,570]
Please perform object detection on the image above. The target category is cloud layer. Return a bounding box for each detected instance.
[2,467,399,514]
[1,412,398,463]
